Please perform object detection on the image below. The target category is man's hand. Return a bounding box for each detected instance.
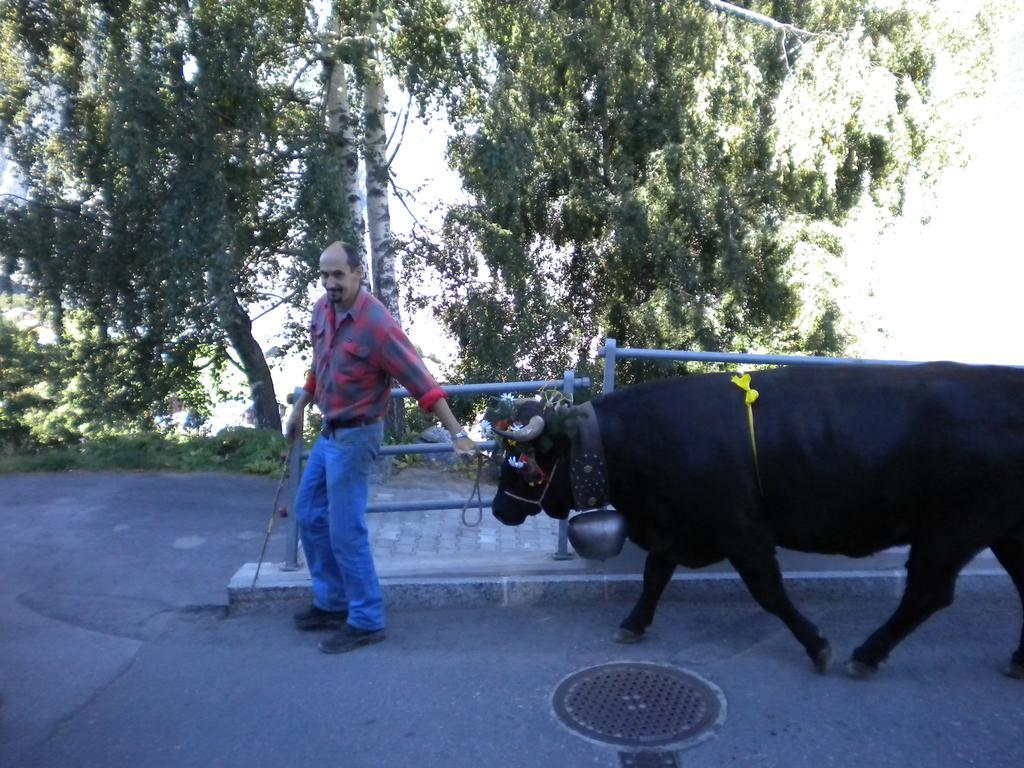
[285,389,313,443]
[452,434,478,457]
[284,411,304,443]
[431,399,478,458]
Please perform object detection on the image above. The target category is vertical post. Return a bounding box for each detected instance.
[561,369,575,405]
[603,337,617,394]
[553,370,575,560]
[282,387,304,571]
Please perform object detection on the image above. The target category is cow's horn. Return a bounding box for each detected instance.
[492,414,546,442]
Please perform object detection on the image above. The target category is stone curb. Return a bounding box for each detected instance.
[228,562,1011,612]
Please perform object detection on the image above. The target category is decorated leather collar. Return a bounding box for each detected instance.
[568,401,610,510]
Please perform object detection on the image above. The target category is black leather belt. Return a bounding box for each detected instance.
[323,416,381,436]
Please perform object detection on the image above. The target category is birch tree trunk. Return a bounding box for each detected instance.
[324,16,366,258]
[361,15,406,440]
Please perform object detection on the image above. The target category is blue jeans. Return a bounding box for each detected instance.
[295,423,385,630]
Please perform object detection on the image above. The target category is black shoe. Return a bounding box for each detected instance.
[318,625,387,654]
[293,604,348,631]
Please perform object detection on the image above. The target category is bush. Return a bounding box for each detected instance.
[209,427,287,474]
[0,317,61,452]
[0,428,287,475]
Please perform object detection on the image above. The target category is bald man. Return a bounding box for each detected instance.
[285,241,476,654]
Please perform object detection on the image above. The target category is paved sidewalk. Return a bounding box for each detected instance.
[366,465,560,559]
[229,462,583,605]
[229,463,1005,607]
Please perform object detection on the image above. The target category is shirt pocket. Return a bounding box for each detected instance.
[311,325,330,365]
[340,338,374,377]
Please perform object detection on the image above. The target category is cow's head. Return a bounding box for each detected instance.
[488,397,576,526]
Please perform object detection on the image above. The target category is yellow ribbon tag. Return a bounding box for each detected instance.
[731,373,763,494]
[731,373,759,405]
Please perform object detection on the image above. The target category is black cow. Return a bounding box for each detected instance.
[490,363,1024,678]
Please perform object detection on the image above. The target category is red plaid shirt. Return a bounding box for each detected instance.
[303,289,445,423]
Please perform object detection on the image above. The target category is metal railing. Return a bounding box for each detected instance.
[599,337,924,393]
[281,371,591,569]
[281,339,936,571]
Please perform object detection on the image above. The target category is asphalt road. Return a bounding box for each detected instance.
[2,472,1022,768]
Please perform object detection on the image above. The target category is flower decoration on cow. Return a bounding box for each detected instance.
[481,389,577,487]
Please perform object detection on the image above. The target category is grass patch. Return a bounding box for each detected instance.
[0,428,288,475]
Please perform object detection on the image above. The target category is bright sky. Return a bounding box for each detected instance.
[850,19,1024,365]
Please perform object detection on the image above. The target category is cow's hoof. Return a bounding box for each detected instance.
[613,627,644,644]
[1003,659,1024,679]
[812,644,832,675]
[844,659,877,680]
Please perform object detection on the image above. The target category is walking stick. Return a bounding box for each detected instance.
[252,457,291,588]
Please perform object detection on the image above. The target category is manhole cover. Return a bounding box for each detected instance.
[552,662,725,750]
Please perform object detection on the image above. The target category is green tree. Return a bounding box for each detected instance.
[404,0,999,385]
[0,0,480,439]
[0,0,358,431]
[0,314,57,449]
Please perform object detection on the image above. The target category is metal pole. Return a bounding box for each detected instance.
[282,387,304,572]
[390,379,591,398]
[553,370,575,560]
[562,369,576,405]
[602,346,927,368]
[602,338,617,394]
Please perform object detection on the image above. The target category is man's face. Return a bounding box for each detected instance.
[319,247,363,309]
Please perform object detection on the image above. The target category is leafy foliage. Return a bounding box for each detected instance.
[0,0,360,431]
[0,314,59,449]
[0,309,213,449]
[0,0,484,443]
[0,0,1004,460]
[404,0,999,386]
[334,0,483,122]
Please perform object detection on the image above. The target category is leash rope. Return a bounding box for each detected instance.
[731,373,764,495]
[460,453,485,527]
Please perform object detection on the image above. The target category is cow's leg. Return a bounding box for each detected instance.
[614,552,675,644]
[727,546,832,673]
[991,533,1024,679]
[848,540,980,679]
